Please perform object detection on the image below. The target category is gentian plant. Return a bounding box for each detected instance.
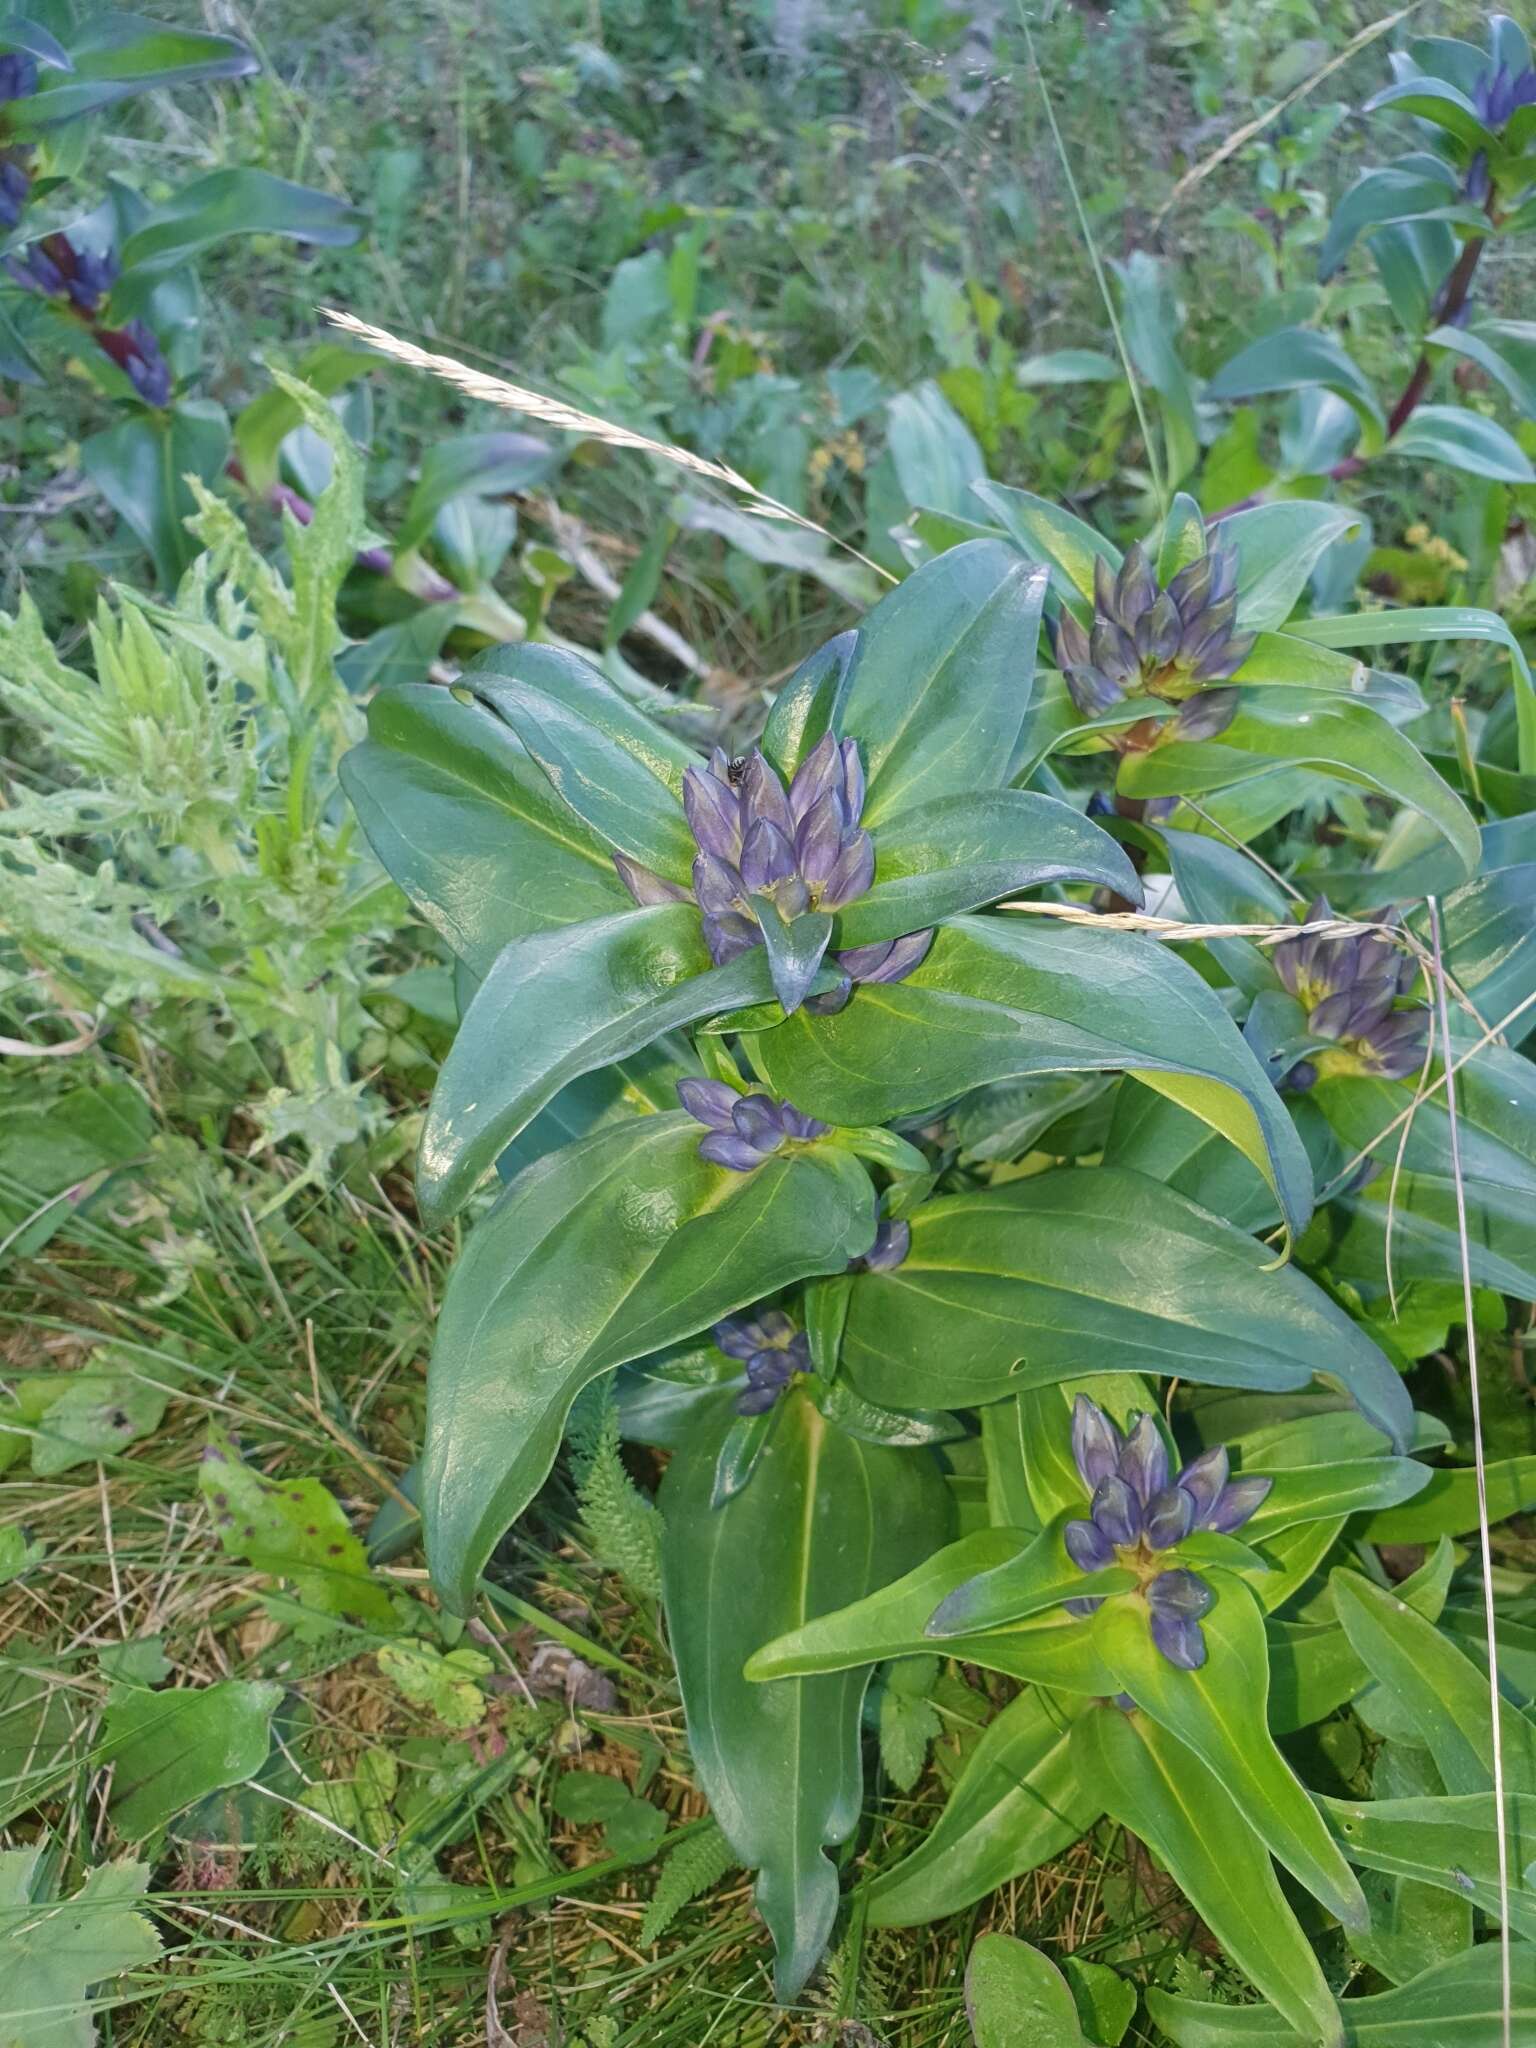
[340,20,1536,2026]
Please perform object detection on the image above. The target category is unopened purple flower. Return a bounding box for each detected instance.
[1051,536,1256,734]
[1272,896,1427,1085]
[806,926,936,1015]
[1146,1568,1215,1670]
[677,1077,828,1172]
[0,51,37,102]
[849,1217,910,1274]
[1473,58,1536,130]
[1064,1516,1116,1572]
[0,156,28,230]
[1143,1484,1195,1550]
[714,1308,811,1416]
[97,319,171,408]
[1091,1474,1142,1548]
[7,232,118,316]
[617,733,876,1013]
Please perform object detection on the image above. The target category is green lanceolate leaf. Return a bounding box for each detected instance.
[756,905,835,1016]
[15,15,257,127]
[466,644,698,881]
[340,684,629,975]
[996,1378,1154,1525]
[80,403,231,590]
[836,541,1049,825]
[760,631,860,782]
[838,1167,1409,1448]
[1149,1944,1536,2046]
[1217,502,1364,631]
[417,906,774,1225]
[866,1689,1098,1928]
[396,433,559,553]
[1094,1574,1368,1929]
[1207,328,1384,442]
[1361,1456,1536,1543]
[119,169,366,274]
[661,1389,951,1999]
[926,1512,1132,1637]
[1243,1456,1431,1537]
[835,789,1142,951]
[1073,1704,1344,2047]
[746,1527,1114,1694]
[1119,690,1480,881]
[970,480,1122,600]
[964,1933,1093,2048]
[1387,405,1535,484]
[750,918,1315,1237]
[1411,859,1536,1028]
[423,1115,876,1612]
[1329,1569,1536,1796]
[1310,1051,1536,1301]
[1318,162,1468,279]
[1321,1791,1536,1937]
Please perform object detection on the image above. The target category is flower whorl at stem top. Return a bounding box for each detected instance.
[1063,1395,1271,1670]
[612,731,933,1011]
[677,1077,828,1172]
[1052,538,1256,745]
[1473,54,1536,130]
[1272,897,1427,1088]
[714,1309,810,1415]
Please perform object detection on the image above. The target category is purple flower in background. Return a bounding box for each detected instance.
[714,1308,811,1416]
[1272,896,1427,1087]
[1061,1394,1272,1669]
[1051,537,1255,741]
[6,232,119,315]
[677,1077,828,1172]
[1473,59,1536,130]
[615,733,891,1013]
[848,1217,910,1273]
[0,51,38,103]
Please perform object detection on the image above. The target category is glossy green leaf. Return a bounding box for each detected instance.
[16,15,256,128]
[886,380,987,518]
[1364,75,1494,148]
[1318,163,1466,278]
[1428,321,1536,417]
[1329,1569,1536,1796]
[971,479,1121,601]
[423,1115,876,1612]
[1244,1456,1431,1537]
[1119,688,1480,880]
[1220,502,1364,631]
[1074,1704,1344,2046]
[396,432,558,553]
[340,684,628,975]
[965,1934,1092,2048]
[835,789,1142,949]
[1149,1944,1535,2046]
[467,644,699,880]
[927,1513,1132,1637]
[1001,1378,1155,1525]
[1362,1457,1536,1542]
[661,1389,950,1999]
[1322,1791,1536,1936]
[1310,1052,1536,1301]
[1207,328,1384,439]
[757,904,834,1016]
[1387,405,1535,484]
[1094,1574,1368,1927]
[80,403,231,589]
[1267,1542,1454,1735]
[1289,606,1536,777]
[1409,860,1536,1027]
[866,1690,1098,1927]
[760,630,859,782]
[746,1527,1028,1679]
[837,541,1049,825]
[838,1167,1408,1447]
[104,1680,283,1840]
[120,170,366,276]
[418,906,772,1225]
[750,918,1314,1236]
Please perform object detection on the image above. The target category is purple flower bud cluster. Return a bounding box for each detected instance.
[6,232,119,315]
[677,1077,828,1172]
[713,1308,811,1416]
[615,734,932,1011]
[1062,1395,1271,1670]
[95,318,172,406]
[0,52,33,230]
[1272,897,1426,1088]
[1052,538,1256,745]
[848,1217,910,1273]
[1473,59,1536,129]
